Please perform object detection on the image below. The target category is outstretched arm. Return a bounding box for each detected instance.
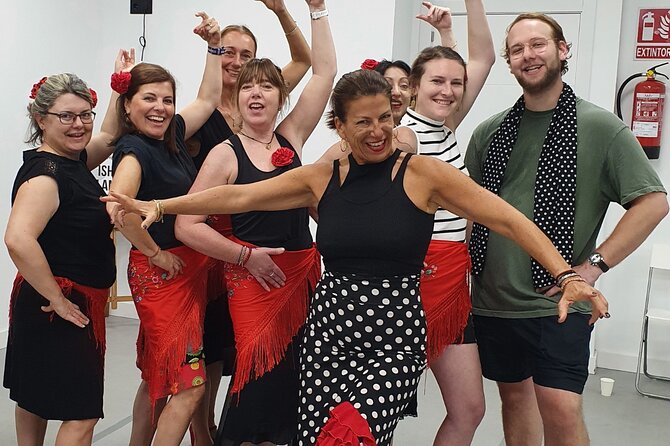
[179,12,224,139]
[103,162,332,227]
[174,143,288,290]
[544,192,668,296]
[405,155,609,324]
[276,0,337,157]
[257,0,312,92]
[86,48,136,170]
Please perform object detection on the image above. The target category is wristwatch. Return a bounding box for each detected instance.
[588,252,610,273]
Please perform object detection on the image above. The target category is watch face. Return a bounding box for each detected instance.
[589,253,603,264]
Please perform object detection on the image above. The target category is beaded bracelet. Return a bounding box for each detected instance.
[241,246,253,267]
[559,276,586,292]
[236,245,247,266]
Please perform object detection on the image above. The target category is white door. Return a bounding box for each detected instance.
[411,2,583,150]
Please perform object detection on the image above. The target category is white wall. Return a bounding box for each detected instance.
[0,0,397,345]
[596,0,670,374]
[3,1,667,377]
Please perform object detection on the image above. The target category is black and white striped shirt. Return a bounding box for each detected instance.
[400,109,468,242]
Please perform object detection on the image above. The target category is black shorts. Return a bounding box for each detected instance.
[455,314,477,344]
[473,313,593,394]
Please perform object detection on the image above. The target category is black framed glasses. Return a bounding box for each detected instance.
[45,111,96,125]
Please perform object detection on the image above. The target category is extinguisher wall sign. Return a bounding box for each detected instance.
[636,9,670,59]
[632,77,665,159]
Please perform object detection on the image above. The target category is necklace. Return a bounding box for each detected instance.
[217,106,242,132]
[239,131,275,150]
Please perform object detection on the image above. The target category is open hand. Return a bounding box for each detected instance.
[557,280,609,325]
[244,246,287,291]
[193,11,222,47]
[416,1,453,32]
[150,250,185,280]
[115,48,136,74]
[42,296,90,328]
[101,193,158,229]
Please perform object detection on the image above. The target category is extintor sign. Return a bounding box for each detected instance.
[636,9,670,59]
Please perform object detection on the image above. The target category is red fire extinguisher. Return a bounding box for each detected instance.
[616,62,668,159]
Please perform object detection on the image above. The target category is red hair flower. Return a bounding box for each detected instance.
[29,76,48,99]
[111,71,132,94]
[360,59,379,70]
[271,147,295,167]
[89,88,98,108]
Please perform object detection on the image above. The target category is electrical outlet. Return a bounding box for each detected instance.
[130,0,152,15]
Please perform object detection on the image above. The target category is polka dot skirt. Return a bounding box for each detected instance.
[298,271,427,446]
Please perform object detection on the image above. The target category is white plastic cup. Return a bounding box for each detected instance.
[600,377,615,396]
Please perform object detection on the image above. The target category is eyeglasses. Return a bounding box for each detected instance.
[508,38,555,59]
[45,111,96,125]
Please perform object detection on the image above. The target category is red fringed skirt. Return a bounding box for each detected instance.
[127,245,211,405]
[4,274,109,420]
[419,240,472,364]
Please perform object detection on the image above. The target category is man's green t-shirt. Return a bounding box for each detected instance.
[465,98,665,318]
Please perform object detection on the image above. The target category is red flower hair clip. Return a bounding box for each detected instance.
[271,147,295,167]
[29,77,48,99]
[111,71,132,94]
[360,59,379,70]
[89,88,98,108]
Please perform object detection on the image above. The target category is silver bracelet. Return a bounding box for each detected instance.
[310,9,328,20]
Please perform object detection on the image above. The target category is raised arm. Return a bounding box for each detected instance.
[179,12,223,139]
[276,0,337,156]
[5,178,90,328]
[418,1,494,130]
[404,155,609,323]
[258,0,312,92]
[86,48,136,170]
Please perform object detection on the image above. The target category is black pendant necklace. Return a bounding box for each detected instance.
[239,131,275,150]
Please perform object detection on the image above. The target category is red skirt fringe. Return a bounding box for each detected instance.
[419,240,472,365]
[10,273,109,366]
[224,238,320,395]
[127,245,212,403]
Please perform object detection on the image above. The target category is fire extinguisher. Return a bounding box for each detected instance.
[616,62,668,159]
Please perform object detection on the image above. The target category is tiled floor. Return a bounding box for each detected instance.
[1,316,669,445]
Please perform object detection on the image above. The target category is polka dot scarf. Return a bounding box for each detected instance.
[470,83,577,288]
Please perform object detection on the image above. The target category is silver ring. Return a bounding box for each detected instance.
[269,272,275,277]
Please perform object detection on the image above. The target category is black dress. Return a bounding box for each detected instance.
[3,149,115,420]
[298,150,434,445]
[216,134,313,446]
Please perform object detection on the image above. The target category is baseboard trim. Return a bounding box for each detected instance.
[108,301,139,320]
[597,350,670,375]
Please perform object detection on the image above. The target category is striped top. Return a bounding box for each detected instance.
[400,109,468,242]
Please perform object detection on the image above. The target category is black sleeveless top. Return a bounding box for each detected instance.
[316,150,434,276]
[190,109,234,170]
[112,115,196,249]
[229,134,312,251]
[11,150,116,288]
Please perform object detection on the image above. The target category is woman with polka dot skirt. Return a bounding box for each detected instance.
[103,69,609,446]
